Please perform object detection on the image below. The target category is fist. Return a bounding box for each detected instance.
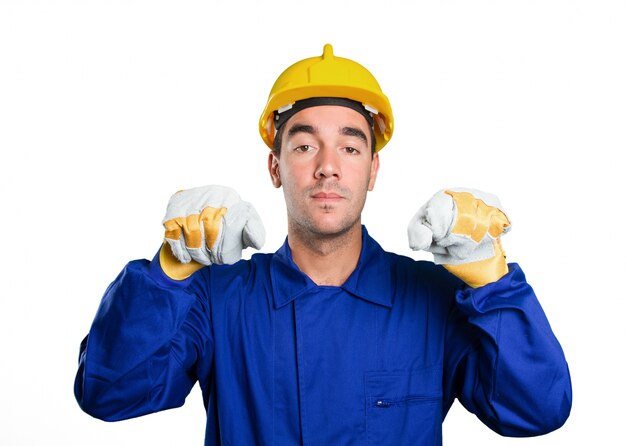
[408,188,511,287]
[161,185,265,274]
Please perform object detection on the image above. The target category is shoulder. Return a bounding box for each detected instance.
[187,252,274,299]
[367,248,461,318]
[196,252,273,282]
[387,252,458,291]
[363,229,458,292]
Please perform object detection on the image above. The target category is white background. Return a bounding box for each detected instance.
[1,1,624,444]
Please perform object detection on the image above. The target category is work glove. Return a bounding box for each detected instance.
[407,188,511,288]
[159,185,265,280]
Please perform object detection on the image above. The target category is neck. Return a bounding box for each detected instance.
[288,222,363,286]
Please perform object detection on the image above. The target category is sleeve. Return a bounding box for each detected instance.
[73,250,214,422]
[442,263,572,437]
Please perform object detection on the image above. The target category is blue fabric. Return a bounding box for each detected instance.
[75,227,571,445]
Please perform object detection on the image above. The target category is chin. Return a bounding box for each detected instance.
[308,217,360,238]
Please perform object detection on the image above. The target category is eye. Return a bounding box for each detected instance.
[295,144,313,153]
[344,146,360,155]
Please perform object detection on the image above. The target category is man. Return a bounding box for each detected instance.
[75,44,572,445]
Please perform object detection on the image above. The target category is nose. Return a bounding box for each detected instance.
[314,147,341,180]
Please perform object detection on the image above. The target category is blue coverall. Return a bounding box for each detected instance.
[75,227,572,445]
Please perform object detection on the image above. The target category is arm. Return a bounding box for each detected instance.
[410,188,571,435]
[443,264,572,436]
[74,250,213,421]
[74,185,265,421]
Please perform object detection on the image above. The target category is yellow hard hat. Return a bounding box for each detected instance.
[259,44,394,152]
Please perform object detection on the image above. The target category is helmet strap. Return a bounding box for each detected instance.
[273,97,375,132]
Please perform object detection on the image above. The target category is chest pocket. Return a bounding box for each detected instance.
[365,367,442,446]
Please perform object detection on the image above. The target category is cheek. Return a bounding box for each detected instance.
[278,165,303,202]
[347,163,375,190]
[280,161,308,186]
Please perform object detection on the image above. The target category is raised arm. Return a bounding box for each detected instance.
[74,185,265,421]
[409,188,572,436]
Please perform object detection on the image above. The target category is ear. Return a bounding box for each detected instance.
[268,151,282,188]
[367,153,380,191]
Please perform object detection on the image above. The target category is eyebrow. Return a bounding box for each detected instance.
[287,124,368,144]
[287,124,316,138]
[340,126,368,144]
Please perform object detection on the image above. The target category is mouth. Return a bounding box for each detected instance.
[311,191,344,202]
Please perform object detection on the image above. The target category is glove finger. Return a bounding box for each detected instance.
[165,236,192,264]
[242,203,266,250]
[164,216,184,242]
[446,189,511,242]
[217,201,261,264]
[424,243,449,255]
[407,191,454,251]
[186,245,212,265]
[183,214,213,265]
[181,206,227,265]
[185,214,203,249]
[424,192,455,241]
[219,246,243,265]
[435,238,496,265]
[488,209,511,238]
[445,238,480,259]
[164,217,192,263]
[407,208,434,251]
[200,206,228,250]
[218,202,265,264]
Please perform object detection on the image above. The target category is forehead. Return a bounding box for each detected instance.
[283,105,370,134]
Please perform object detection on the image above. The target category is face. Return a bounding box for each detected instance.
[268,105,380,238]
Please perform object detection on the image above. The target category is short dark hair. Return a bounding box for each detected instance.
[272,119,377,156]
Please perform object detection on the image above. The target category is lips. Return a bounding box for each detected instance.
[312,192,343,199]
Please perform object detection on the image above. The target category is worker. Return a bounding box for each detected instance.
[75,44,572,445]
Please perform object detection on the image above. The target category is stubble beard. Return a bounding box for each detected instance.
[286,181,367,253]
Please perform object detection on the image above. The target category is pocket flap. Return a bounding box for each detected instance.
[365,366,442,402]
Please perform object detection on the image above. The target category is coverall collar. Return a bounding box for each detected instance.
[270,226,394,309]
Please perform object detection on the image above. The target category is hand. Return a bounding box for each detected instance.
[159,185,265,280]
[407,188,511,287]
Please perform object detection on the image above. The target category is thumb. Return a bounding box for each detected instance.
[407,208,434,251]
[242,203,266,250]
